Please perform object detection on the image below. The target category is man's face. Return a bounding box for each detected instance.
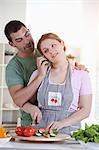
[9,26,34,54]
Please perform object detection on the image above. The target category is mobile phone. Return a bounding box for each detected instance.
[42,56,52,66]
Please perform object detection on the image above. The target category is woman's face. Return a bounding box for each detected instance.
[40,38,65,63]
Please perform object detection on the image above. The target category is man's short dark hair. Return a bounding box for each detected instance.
[4,20,26,42]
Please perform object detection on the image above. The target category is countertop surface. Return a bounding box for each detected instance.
[0,139,88,150]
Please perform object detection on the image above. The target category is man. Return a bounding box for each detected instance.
[4,20,48,126]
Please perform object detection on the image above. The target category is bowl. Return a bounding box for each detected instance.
[0,136,12,145]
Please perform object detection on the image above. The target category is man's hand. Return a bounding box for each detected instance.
[21,103,42,124]
[74,62,89,72]
[30,105,42,124]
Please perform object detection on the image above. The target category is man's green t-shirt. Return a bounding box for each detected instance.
[6,50,40,127]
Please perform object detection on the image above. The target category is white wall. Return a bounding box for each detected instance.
[0,0,26,43]
[26,0,83,54]
[79,0,99,125]
[95,0,99,122]
[26,0,98,62]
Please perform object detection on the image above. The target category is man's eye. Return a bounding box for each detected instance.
[15,38,22,42]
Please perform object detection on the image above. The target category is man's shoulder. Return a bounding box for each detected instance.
[6,55,19,68]
[6,55,25,74]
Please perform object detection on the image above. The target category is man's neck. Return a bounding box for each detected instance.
[17,50,35,58]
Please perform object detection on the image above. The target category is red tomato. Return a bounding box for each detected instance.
[15,126,25,136]
[23,127,36,137]
[39,128,49,133]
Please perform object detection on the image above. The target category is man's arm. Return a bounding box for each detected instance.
[8,74,43,107]
[8,56,49,107]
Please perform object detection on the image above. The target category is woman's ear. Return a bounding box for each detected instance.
[61,40,64,45]
[61,40,66,51]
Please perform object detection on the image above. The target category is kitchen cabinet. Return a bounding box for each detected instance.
[0,43,19,126]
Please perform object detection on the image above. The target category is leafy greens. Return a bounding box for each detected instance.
[72,124,99,143]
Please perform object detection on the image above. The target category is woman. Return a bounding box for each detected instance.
[24,33,92,134]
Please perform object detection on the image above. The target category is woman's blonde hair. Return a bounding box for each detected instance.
[37,33,66,55]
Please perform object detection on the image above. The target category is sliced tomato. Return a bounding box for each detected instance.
[39,128,49,134]
[43,133,50,138]
[44,128,49,132]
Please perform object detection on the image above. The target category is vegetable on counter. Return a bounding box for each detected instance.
[36,128,58,138]
[0,127,8,138]
[72,123,99,143]
[15,126,58,138]
[15,126,36,137]
[23,127,36,137]
[15,127,25,136]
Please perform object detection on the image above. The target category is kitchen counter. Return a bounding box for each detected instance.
[0,140,87,150]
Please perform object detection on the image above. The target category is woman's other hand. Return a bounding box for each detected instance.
[37,56,50,78]
[47,120,65,131]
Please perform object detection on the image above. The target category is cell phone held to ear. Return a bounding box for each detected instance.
[41,56,52,66]
[37,56,52,69]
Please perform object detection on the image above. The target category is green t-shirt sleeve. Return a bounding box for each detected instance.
[6,63,24,87]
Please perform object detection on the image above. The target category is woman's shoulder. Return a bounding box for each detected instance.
[72,68,89,76]
[71,68,90,82]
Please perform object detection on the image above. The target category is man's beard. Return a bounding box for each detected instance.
[24,41,35,52]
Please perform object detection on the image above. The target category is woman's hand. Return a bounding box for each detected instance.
[47,120,65,131]
[37,56,50,78]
